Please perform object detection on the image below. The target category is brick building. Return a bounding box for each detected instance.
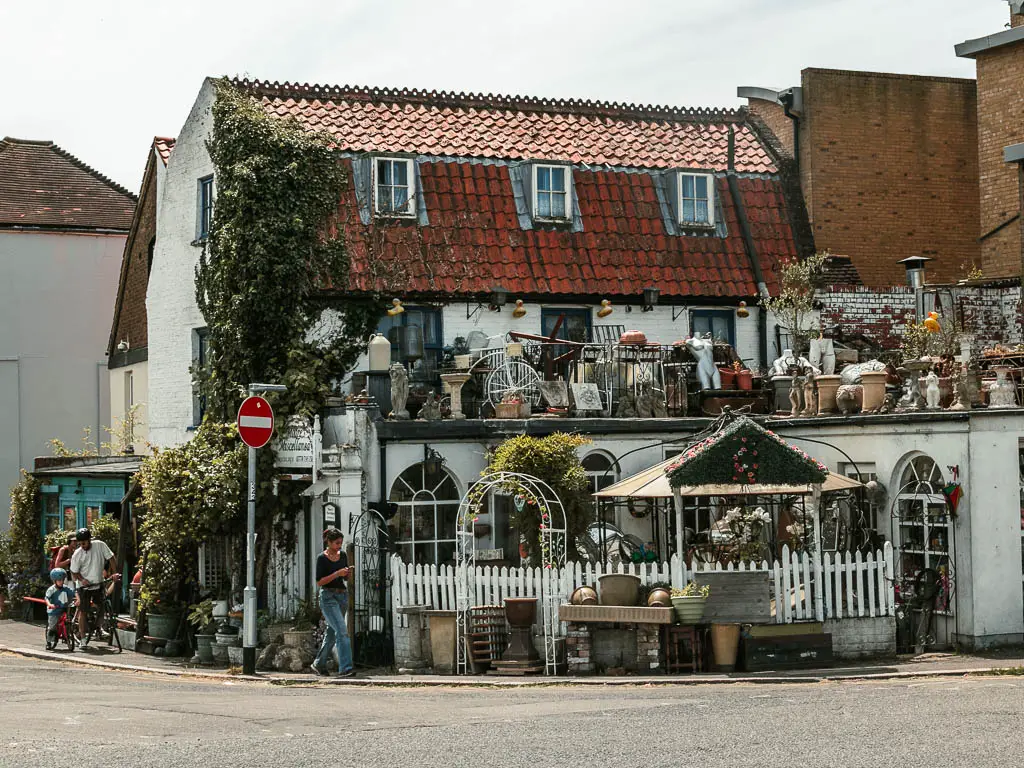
[106,137,174,453]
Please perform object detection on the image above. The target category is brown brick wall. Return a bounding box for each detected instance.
[109,161,156,359]
[975,43,1024,278]
[1012,12,1024,28]
[799,69,979,287]
[746,98,795,157]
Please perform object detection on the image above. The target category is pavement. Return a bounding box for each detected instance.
[3,618,1023,686]
[2,651,1024,768]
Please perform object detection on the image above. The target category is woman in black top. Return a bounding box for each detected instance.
[311,527,354,677]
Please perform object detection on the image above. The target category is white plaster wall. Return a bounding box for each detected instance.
[108,360,149,454]
[147,79,215,447]
[0,230,121,523]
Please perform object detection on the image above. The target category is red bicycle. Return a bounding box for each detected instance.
[23,597,76,652]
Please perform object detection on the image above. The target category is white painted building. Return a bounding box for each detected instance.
[0,138,135,527]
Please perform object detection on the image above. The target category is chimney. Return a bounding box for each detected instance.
[1012,0,1024,27]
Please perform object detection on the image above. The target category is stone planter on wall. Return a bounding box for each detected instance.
[859,371,887,413]
[815,375,841,415]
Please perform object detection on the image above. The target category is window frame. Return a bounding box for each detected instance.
[677,171,715,228]
[374,306,443,382]
[197,175,214,241]
[690,309,735,346]
[531,163,572,222]
[192,327,209,426]
[389,462,461,565]
[373,156,417,218]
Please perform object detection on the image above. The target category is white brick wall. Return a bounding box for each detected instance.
[147,79,215,448]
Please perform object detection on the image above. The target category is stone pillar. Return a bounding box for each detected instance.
[566,623,594,675]
[395,604,429,673]
[440,372,472,420]
[634,623,662,672]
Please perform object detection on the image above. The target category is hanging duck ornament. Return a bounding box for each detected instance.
[923,311,941,333]
[597,299,613,318]
[387,298,405,317]
[512,299,527,319]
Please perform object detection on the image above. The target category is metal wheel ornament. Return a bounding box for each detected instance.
[485,359,541,405]
[455,471,567,675]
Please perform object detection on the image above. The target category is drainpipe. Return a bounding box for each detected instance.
[727,125,771,368]
[779,90,800,178]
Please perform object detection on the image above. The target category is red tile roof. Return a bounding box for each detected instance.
[237,80,777,174]
[153,137,175,166]
[0,137,136,231]
[336,160,792,299]
[229,80,800,299]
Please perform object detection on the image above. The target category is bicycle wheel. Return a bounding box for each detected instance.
[105,600,122,652]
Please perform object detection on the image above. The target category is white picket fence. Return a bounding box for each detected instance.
[390,542,895,629]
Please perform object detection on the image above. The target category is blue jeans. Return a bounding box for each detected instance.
[314,589,352,673]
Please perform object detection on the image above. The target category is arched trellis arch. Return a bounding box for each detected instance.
[455,471,568,675]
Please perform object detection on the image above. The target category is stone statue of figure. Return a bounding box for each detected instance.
[650,387,669,419]
[685,334,721,390]
[772,348,819,378]
[419,390,442,421]
[389,363,410,419]
[789,374,805,415]
[801,371,818,417]
[925,370,941,409]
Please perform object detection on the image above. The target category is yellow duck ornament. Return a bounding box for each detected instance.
[597,299,613,318]
[923,311,941,333]
[387,298,405,317]
[512,299,527,319]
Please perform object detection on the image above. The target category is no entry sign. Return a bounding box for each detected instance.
[237,395,274,448]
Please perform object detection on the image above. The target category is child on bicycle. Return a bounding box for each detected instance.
[45,568,76,650]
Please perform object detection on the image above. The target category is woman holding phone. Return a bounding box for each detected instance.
[312,527,354,677]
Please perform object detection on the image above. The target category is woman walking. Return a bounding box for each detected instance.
[312,527,355,677]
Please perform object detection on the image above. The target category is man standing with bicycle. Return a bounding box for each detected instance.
[69,528,116,647]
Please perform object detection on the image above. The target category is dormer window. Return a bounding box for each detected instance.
[532,164,571,220]
[678,172,714,227]
[374,157,416,216]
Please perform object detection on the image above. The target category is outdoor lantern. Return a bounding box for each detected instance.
[898,256,931,290]
[641,287,660,312]
[489,286,509,311]
[424,446,445,476]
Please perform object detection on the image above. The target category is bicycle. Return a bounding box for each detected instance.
[22,596,76,652]
[70,576,122,653]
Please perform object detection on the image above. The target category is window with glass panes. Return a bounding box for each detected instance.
[678,172,713,226]
[690,309,734,345]
[534,165,569,219]
[375,157,415,215]
[894,455,953,614]
[374,307,443,382]
[389,462,460,565]
[197,175,214,239]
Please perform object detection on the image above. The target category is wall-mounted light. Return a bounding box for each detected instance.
[424,445,445,475]
[117,338,130,353]
[597,299,613,318]
[387,298,405,316]
[641,287,660,313]
[736,301,749,318]
[489,285,509,312]
[512,299,527,319]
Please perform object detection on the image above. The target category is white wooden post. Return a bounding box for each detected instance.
[673,488,684,560]
[810,485,824,622]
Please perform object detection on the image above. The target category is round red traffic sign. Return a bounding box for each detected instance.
[237,396,275,448]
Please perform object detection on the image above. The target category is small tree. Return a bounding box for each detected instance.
[761,251,831,354]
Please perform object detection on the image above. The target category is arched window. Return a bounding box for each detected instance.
[894,454,953,615]
[389,462,460,565]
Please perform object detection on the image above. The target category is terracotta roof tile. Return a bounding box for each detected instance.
[0,137,136,231]
[235,79,777,174]
[153,137,175,166]
[334,160,790,299]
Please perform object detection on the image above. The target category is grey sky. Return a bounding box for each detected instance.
[1,0,1008,191]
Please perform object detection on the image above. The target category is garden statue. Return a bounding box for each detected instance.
[839,359,887,385]
[389,363,410,419]
[650,387,668,419]
[685,334,721,390]
[949,370,969,411]
[419,391,442,421]
[615,392,637,418]
[635,382,654,418]
[836,384,863,415]
[789,374,804,415]
[925,370,941,409]
[988,366,1017,409]
[772,348,818,378]
[809,337,836,375]
[896,366,927,411]
[878,393,896,414]
[801,371,818,417]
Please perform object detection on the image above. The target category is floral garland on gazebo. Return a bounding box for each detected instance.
[666,415,828,487]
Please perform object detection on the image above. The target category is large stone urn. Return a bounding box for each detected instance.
[816,375,841,415]
[988,366,1018,409]
[859,371,888,413]
[771,375,793,413]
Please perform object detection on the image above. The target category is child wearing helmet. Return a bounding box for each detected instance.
[45,568,75,650]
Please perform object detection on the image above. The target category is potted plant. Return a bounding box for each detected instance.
[282,598,319,651]
[734,361,753,391]
[495,394,522,419]
[646,581,672,608]
[670,581,710,623]
[187,600,218,664]
[452,336,471,370]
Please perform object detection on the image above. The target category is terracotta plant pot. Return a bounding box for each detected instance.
[859,371,887,412]
[504,597,538,627]
[815,374,841,415]
[647,587,672,608]
[718,368,737,389]
[597,574,641,606]
[735,370,753,391]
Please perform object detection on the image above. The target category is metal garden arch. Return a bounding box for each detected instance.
[455,471,568,675]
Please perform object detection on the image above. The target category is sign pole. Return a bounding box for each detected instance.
[238,383,286,677]
[243,443,257,675]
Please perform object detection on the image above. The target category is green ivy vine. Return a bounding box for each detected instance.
[8,471,42,571]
